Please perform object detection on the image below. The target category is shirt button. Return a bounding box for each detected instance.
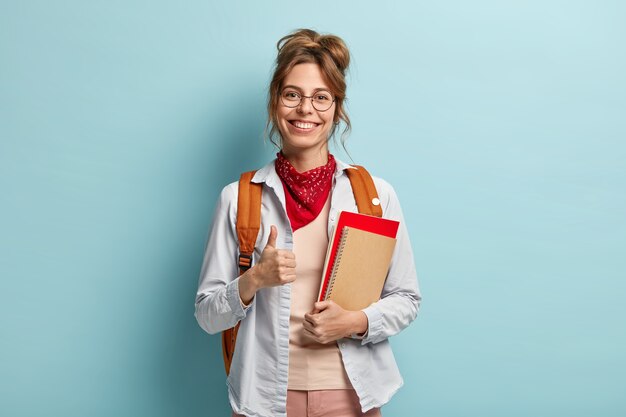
[341,343,346,348]
[372,197,380,206]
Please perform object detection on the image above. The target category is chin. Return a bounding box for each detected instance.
[279,128,328,151]
[283,134,327,148]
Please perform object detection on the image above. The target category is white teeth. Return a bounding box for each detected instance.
[293,121,316,129]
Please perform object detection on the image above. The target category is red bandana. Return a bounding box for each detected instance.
[275,152,336,232]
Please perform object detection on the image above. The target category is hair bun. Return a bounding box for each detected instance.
[319,35,350,73]
[277,29,350,74]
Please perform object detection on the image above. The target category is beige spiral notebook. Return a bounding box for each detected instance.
[323,226,397,310]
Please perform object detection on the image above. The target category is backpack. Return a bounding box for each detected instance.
[222,165,382,375]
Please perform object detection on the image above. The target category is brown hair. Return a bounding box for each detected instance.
[266,28,352,150]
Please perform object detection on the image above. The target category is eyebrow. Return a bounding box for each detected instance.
[282,84,331,92]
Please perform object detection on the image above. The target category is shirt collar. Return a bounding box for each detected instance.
[251,156,356,184]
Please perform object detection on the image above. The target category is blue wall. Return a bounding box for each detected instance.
[1,1,625,416]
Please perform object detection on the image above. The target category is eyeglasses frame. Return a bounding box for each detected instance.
[279,88,336,112]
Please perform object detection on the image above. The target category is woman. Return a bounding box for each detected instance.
[195,29,421,417]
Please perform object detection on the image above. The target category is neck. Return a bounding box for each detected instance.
[280,144,329,173]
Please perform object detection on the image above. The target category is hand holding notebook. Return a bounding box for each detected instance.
[318,211,399,310]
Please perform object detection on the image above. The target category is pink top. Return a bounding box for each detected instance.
[287,195,353,390]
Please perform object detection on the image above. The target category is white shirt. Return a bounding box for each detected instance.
[195,157,422,417]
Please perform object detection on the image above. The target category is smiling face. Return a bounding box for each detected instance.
[276,63,336,156]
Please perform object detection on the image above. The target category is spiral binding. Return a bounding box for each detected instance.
[326,226,351,299]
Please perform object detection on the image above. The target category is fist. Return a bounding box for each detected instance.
[303,300,368,344]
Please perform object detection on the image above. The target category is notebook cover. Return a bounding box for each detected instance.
[324,226,397,310]
[318,211,400,302]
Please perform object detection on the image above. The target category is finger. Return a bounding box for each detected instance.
[281,259,297,268]
[310,303,325,314]
[279,265,295,274]
[303,324,321,337]
[281,274,296,284]
[278,250,296,260]
[303,312,316,325]
[314,301,331,311]
[265,225,277,248]
[303,327,319,341]
[302,319,314,332]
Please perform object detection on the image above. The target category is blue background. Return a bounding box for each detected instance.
[1,1,625,416]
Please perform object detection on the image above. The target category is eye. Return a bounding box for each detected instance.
[315,91,332,101]
[282,90,301,99]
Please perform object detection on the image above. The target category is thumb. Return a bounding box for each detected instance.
[313,301,331,313]
[265,225,278,249]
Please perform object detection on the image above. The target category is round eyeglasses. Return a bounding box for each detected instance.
[280,88,336,112]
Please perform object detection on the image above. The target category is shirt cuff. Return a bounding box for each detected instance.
[350,330,368,340]
[358,304,383,344]
[226,277,253,318]
[239,292,254,311]
[349,311,370,339]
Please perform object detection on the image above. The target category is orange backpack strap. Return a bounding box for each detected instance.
[345,165,383,217]
[222,170,262,375]
[235,170,263,271]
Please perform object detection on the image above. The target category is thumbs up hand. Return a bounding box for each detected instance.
[238,225,296,305]
[252,225,297,289]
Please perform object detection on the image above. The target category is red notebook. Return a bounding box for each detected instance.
[318,211,400,302]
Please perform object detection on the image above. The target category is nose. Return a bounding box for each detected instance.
[297,96,314,114]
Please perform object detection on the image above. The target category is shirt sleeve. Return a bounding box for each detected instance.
[350,179,422,345]
[194,184,255,335]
